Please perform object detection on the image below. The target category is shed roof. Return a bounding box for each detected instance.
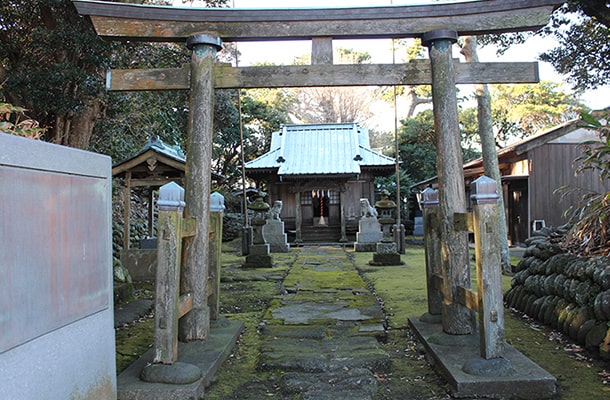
[112,135,223,183]
[410,117,595,191]
[245,123,395,177]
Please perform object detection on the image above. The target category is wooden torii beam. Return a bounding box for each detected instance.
[74,0,560,41]
[107,61,540,91]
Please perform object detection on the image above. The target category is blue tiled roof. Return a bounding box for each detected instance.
[246,123,394,176]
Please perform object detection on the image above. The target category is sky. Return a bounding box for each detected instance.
[173,0,610,129]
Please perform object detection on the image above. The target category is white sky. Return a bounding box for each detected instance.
[173,0,610,128]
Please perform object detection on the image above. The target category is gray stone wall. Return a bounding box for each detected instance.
[0,133,116,398]
[504,226,610,360]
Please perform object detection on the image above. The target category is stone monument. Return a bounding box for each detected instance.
[355,198,382,252]
[263,200,290,253]
[243,194,273,268]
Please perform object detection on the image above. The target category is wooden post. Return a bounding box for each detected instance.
[208,192,225,321]
[180,33,222,341]
[153,182,186,364]
[471,176,505,359]
[421,187,443,318]
[295,191,302,244]
[123,171,131,250]
[339,190,347,242]
[422,30,474,335]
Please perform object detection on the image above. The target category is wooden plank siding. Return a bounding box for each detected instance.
[528,143,610,229]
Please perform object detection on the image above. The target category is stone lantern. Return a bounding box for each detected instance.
[375,190,396,242]
[243,194,273,268]
[370,190,402,266]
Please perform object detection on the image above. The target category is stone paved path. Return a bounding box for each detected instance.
[257,246,390,399]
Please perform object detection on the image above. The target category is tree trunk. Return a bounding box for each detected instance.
[53,98,105,150]
[460,36,511,274]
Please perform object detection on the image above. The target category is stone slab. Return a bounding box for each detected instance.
[408,316,557,399]
[117,318,244,400]
[356,218,382,244]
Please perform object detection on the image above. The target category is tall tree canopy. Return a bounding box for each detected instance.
[480,0,610,92]
[0,0,228,151]
[0,0,111,148]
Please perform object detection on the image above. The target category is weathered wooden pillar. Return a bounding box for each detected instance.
[180,33,222,342]
[295,191,302,244]
[123,171,131,250]
[339,190,347,242]
[208,191,225,321]
[422,30,474,335]
[420,187,443,319]
[471,176,505,359]
[153,182,186,364]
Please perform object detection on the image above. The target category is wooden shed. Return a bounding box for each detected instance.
[412,119,610,246]
[245,123,395,243]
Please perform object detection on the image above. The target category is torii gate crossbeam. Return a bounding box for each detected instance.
[74,0,561,41]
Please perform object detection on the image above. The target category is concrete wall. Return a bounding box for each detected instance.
[0,133,116,399]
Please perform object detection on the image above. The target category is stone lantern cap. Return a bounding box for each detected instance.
[375,190,396,210]
[248,194,270,212]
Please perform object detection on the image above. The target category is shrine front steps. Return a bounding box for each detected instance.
[257,246,389,399]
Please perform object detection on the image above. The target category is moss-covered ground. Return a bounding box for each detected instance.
[115,238,610,399]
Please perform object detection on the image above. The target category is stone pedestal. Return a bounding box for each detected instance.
[243,243,273,268]
[263,219,290,253]
[354,217,382,252]
[370,241,402,266]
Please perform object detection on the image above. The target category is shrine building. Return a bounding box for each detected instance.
[245,122,395,243]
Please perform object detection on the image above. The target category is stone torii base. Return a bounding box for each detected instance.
[408,319,556,399]
[117,318,244,400]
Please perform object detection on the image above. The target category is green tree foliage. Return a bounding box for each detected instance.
[479,1,610,92]
[212,88,291,190]
[397,109,480,185]
[0,0,228,152]
[0,0,110,148]
[490,81,585,145]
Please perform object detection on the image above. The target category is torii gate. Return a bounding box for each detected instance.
[74,0,560,345]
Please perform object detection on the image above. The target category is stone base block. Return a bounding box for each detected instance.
[243,254,273,268]
[354,242,377,252]
[117,318,244,400]
[369,253,403,266]
[408,317,557,399]
[376,241,397,254]
[249,243,270,255]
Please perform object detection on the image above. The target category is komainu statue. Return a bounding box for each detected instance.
[267,200,283,220]
[360,198,378,218]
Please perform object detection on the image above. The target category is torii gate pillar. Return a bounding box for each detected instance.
[422,30,475,335]
[180,33,222,341]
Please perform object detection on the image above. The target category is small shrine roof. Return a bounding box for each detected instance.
[245,123,395,176]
